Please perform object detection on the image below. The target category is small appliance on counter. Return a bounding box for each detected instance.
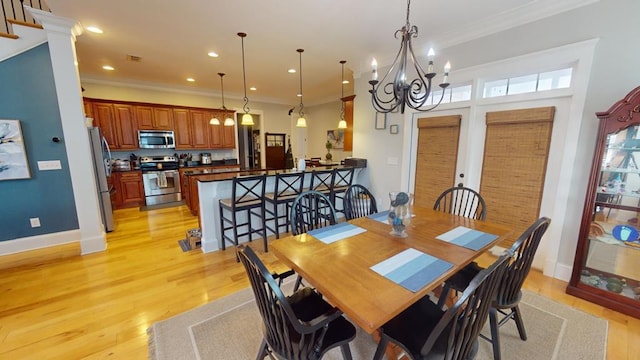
[201,153,212,164]
[112,159,131,171]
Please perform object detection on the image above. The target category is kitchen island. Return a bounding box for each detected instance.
[190,164,366,253]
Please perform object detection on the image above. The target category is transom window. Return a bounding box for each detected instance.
[482,68,572,98]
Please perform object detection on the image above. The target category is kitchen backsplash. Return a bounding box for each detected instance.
[111,149,236,163]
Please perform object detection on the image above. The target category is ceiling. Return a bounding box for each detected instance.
[44,0,593,107]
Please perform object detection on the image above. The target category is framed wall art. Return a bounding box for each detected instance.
[0,119,31,180]
[390,124,399,134]
[327,129,344,149]
[375,112,387,130]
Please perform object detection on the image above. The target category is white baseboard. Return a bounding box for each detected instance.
[0,230,80,256]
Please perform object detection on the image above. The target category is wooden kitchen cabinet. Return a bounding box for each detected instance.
[190,109,214,149]
[135,105,174,130]
[111,171,145,209]
[342,94,355,152]
[208,110,236,149]
[567,86,640,319]
[173,108,191,149]
[90,101,137,150]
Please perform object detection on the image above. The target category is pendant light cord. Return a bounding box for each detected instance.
[297,48,305,117]
[340,60,346,120]
[239,32,250,114]
[218,73,227,110]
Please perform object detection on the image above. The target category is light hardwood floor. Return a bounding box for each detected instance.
[0,205,638,359]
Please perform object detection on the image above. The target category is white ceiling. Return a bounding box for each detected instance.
[44,0,594,107]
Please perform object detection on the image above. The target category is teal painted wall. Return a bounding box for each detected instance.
[0,43,78,241]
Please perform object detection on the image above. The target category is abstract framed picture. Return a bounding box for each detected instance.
[327,129,344,149]
[375,112,387,130]
[0,119,31,180]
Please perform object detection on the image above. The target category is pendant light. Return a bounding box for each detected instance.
[238,32,254,126]
[337,60,347,129]
[210,72,235,126]
[295,48,307,128]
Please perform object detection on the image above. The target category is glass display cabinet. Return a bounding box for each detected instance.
[567,86,640,318]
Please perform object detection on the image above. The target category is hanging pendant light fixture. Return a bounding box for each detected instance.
[337,60,347,129]
[295,48,307,128]
[238,32,254,126]
[210,72,235,126]
[369,0,451,114]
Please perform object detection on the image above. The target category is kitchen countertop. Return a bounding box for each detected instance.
[187,164,362,181]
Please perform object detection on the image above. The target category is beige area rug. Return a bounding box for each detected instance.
[148,283,608,360]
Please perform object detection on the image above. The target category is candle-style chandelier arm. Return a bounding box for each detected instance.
[369,0,450,114]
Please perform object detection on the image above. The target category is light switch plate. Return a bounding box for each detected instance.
[37,160,62,170]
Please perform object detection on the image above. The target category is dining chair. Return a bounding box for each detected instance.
[433,185,487,220]
[264,171,305,239]
[219,174,268,255]
[308,168,334,196]
[343,184,378,220]
[238,245,356,360]
[289,190,337,290]
[373,253,511,360]
[290,190,337,236]
[437,217,551,360]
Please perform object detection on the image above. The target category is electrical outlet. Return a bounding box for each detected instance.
[30,217,41,228]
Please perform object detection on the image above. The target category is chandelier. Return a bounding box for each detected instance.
[238,32,254,126]
[369,0,451,114]
[210,73,235,126]
[337,60,347,129]
[295,48,307,128]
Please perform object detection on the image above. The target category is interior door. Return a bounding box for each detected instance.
[265,133,286,169]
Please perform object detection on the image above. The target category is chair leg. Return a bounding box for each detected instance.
[293,275,304,292]
[255,338,269,360]
[273,203,280,239]
[340,344,353,360]
[372,336,389,360]
[437,283,452,309]
[488,307,501,360]
[219,205,226,250]
[512,305,528,341]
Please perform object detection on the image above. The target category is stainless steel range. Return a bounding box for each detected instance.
[140,156,181,206]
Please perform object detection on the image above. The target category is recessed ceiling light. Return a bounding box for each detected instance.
[288,68,296,73]
[297,93,302,97]
[250,87,257,91]
[86,26,103,34]
[208,51,219,58]
[186,78,195,82]
[102,65,114,71]
[342,80,349,84]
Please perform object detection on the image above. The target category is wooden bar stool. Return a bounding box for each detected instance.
[219,174,268,255]
[264,171,305,239]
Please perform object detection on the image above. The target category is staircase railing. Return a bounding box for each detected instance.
[1,0,49,35]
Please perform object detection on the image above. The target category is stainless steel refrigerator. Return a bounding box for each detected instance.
[88,127,115,232]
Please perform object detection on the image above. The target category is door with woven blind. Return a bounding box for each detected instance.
[480,106,555,248]
[413,115,461,208]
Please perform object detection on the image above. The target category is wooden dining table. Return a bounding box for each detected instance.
[270,205,513,335]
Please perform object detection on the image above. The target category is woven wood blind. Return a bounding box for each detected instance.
[480,107,555,247]
[414,115,461,208]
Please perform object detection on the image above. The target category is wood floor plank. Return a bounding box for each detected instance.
[0,205,633,358]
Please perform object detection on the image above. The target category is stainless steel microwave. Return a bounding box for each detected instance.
[138,130,175,149]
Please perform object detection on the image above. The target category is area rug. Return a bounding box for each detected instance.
[148,284,608,360]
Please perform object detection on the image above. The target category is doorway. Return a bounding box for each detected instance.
[237,113,261,169]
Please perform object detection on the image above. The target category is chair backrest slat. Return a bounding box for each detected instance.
[290,190,337,235]
[421,254,510,359]
[433,185,487,220]
[343,184,378,220]
[495,217,551,305]
[232,174,266,207]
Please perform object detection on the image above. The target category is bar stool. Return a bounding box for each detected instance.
[264,171,305,239]
[308,168,333,196]
[330,167,355,216]
[219,174,268,254]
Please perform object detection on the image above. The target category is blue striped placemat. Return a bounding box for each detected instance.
[367,210,389,223]
[307,222,367,244]
[436,226,498,251]
[370,248,454,293]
